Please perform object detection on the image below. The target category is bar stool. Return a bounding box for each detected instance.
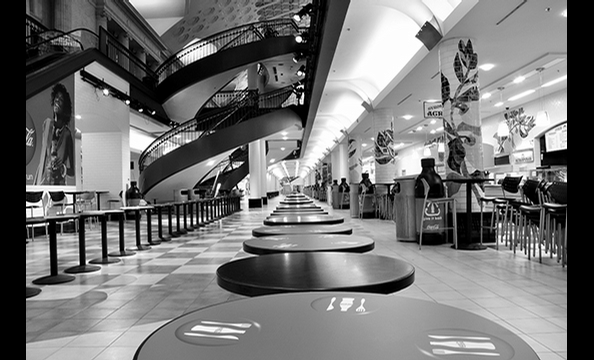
[516,179,545,260]
[479,176,523,250]
[542,181,567,266]
[418,178,457,250]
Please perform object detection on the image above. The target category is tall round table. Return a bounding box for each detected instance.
[252,224,353,237]
[134,292,540,360]
[243,234,375,254]
[216,252,414,296]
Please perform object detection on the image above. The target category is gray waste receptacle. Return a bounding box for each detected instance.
[393,176,417,242]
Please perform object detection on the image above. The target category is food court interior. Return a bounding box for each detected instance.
[26,0,567,359]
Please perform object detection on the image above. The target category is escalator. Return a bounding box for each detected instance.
[138,85,306,202]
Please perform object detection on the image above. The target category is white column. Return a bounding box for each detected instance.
[248,140,262,208]
[260,139,268,204]
[439,37,484,211]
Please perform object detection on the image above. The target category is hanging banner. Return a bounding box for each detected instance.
[372,108,396,184]
[26,76,76,186]
[423,101,443,118]
[347,134,362,184]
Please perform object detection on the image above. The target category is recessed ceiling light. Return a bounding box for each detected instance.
[513,76,525,84]
[561,9,567,17]
[479,63,495,71]
[481,92,492,99]
[402,115,413,120]
[280,147,286,151]
[494,102,504,107]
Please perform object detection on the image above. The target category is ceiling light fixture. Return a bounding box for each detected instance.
[508,89,535,102]
[293,3,314,22]
[479,63,495,71]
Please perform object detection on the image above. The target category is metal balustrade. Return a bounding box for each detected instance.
[155,19,303,84]
[138,85,301,172]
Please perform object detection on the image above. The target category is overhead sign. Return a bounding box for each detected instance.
[423,101,443,118]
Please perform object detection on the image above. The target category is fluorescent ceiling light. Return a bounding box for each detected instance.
[541,75,567,88]
[508,89,535,101]
[481,92,492,99]
[513,76,525,84]
[479,63,495,71]
[402,115,413,120]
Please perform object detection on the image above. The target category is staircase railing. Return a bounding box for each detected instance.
[155,18,303,84]
[138,85,300,172]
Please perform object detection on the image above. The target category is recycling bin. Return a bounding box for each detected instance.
[392,176,417,242]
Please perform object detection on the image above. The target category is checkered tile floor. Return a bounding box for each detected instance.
[26,198,566,360]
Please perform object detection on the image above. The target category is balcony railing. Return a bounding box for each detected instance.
[155,19,303,84]
[138,85,301,172]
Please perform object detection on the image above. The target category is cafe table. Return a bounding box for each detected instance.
[216,252,414,296]
[252,224,353,237]
[263,214,344,226]
[243,234,375,255]
[279,199,314,205]
[276,203,320,209]
[27,214,79,285]
[134,292,540,360]
[121,205,158,251]
[269,209,328,216]
[445,177,493,250]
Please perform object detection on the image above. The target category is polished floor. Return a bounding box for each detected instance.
[26,197,567,360]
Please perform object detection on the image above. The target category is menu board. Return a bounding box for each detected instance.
[544,122,567,152]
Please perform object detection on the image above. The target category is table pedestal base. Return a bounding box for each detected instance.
[32,273,75,285]
[109,249,136,257]
[89,257,121,265]
[64,264,102,274]
[453,243,487,250]
[26,287,41,298]
[127,245,151,251]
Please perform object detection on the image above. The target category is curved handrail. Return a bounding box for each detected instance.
[138,85,300,172]
[155,18,303,84]
[26,28,99,59]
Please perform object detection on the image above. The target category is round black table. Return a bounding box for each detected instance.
[276,203,320,209]
[263,214,344,226]
[279,199,313,205]
[252,224,353,237]
[270,210,328,216]
[243,234,375,255]
[216,252,414,296]
[134,292,540,360]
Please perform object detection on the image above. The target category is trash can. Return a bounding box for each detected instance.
[393,176,417,242]
[414,158,446,245]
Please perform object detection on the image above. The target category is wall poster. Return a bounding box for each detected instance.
[26,75,76,186]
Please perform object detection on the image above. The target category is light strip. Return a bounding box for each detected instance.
[508,89,535,102]
[541,75,567,88]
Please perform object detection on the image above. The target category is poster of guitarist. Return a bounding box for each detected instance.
[33,83,75,185]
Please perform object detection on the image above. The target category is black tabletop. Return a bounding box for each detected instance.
[216,252,414,296]
[270,210,328,216]
[279,199,313,204]
[276,203,320,209]
[263,214,344,225]
[252,224,353,237]
[134,292,539,360]
[243,234,375,255]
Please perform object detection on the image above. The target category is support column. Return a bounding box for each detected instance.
[260,139,268,205]
[348,135,362,218]
[248,140,263,208]
[439,37,484,212]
